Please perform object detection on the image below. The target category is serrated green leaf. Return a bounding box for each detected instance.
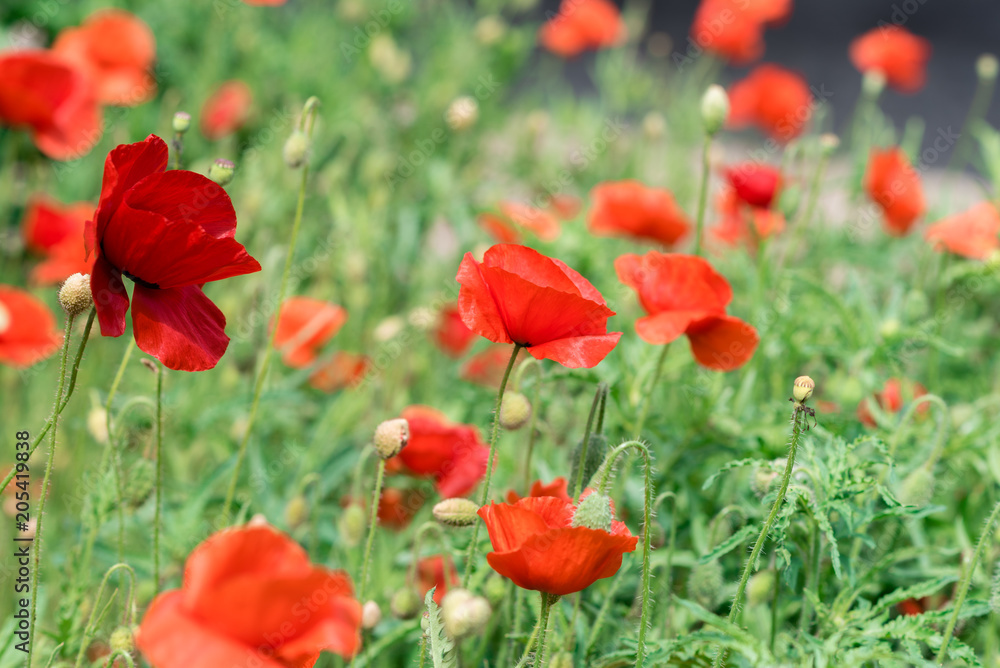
[424,588,456,668]
[873,575,958,615]
[699,524,757,564]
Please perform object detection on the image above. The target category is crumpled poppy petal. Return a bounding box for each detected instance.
[131,284,229,372]
[90,254,129,337]
[634,311,708,345]
[526,332,622,369]
[456,252,512,344]
[478,503,555,553]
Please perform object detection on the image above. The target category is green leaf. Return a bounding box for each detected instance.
[872,575,958,615]
[424,588,456,668]
[698,525,758,564]
[702,458,762,490]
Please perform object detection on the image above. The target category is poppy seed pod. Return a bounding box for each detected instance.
[793,376,815,403]
[571,491,613,532]
[390,587,422,619]
[700,84,729,136]
[373,418,409,459]
[208,159,235,186]
[172,111,191,134]
[283,130,309,168]
[361,601,381,630]
[109,626,134,654]
[338,504,367,546]
[433,498,480,527]
[58,273,92,316]
[499,392,532,430]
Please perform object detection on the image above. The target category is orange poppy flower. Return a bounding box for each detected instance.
[272,297,347,368]
[201,80,253,140]
[479,495,637,595]
[136,525,362,667]
[712,163,786,249]
[864,147,925,236]
[506,477,571,504]
[22,198,95,284]
[478,212,522,244]
[616,252,758,371]
[52,9,156,107]
[0,286,63,368]
[690,0,792,65]
[924,202,1000,260]
[0,50,102,160]
[727,64,812,143]
[415,555,459,605]
[308,352,370,392]
[499,201,561,241]
[857,378,928,428]
[539,0,626,58]
[849,26,931,94]
[588,180,691,247]
[460,344,522,387]
[376,487,425,530]
[433,303,477,358]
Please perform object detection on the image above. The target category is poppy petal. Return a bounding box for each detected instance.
[526,332,622,368]
[92,135,169,251]
[686,315,759,371]
[91,254,129,337]
[131,284,229,371]
[477,502,553,553]
[456,252,513,344]
[634,311,708,345]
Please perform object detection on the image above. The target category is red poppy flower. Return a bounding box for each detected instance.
[0,50,102,160]
[864,147,925,236]
[499,201,561,241]
[616,252,758,371]
[433,303,477,358]
[727,64,813,143]
[857,378,928,428]
[897,598,925,617]
[506,477,571,504]
[0,286,63,368]
[308,352,370,392]
[272,297,347,368]
[22,198,95,285]
[588,180,691,247]
[456,244,621,369]
[925,202,1000,260]
[713,188,784,248]
[415,555,459,605]
[725,163,782,210]
[690,0,792,65]
[86,135,261,372]
[849,26,931,94]
[478,495,637,595]
[52,9,156,107]
[478,213,522,244]
[377,487,425,530]
[201,80,253,140]
[137,525,362,667]
[539,0,626,58]
[549,193,582,220]
[460,344,522,387]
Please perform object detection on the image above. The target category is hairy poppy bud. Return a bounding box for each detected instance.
[898,466,934,507]
[441,589,491,639]
[124,459,155,507]
[747,569,775,607]
[285,495,309,529]
[445,96,479,132]
[391,587,421,619]
[109,626,135,654]
[499,392,532,430]
[362,601,381,630]
[570,433,607,493]
[373,418,409,459]
[433,498,480,527]
[977,54,998,81]
[283,130,309,168]
[208,159,235,186]
[58,273,92,316]
[338,503,366,546]
[172,111,191,134]
[571,492,613,532]
[688,560,723,609]
[793,376,815,403]
[700,84,729,137]
[484,573,506,606]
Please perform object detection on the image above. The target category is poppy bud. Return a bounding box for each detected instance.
[879,317,901,339]
[570,433,607,492]
[373,418,409,459]
[819,133,840,156]
[793,376,815,403]
[433,498,480,527]
[499,392,532,430]
[172,111,191,134]
[208,159,235,186]
[571,491,613,532]
[390,587,422,619]
[700,84,729,137]
[285,495,309,529]
[688,560,723,609]
[283,130,309,168]
[124,458,155,508]
[903,289,929,320]
[898,467,934,507]
[58,272,92,316]
[550,653,574,668]
[441,589,491,639]
[483,573,506,606]
[445,96,479,132]
[747,569,775,607]
[362,600,381,630]
[109,626,134,654]
[862,70,886,97]
[977,54,998,81]
[338,503,366,546]
[87,406,109,444]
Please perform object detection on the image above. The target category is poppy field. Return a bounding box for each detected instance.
[3,0,1000,666]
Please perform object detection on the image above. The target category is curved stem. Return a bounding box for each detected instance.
[357,458,386,605]
[573,383,607,500]
[887,393,949,467]
[634,345,669,440]
[153,363,164,595]
[693,133,712,257]
[73,563,137,668]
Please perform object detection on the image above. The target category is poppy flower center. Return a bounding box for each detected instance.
[122,269,160,290]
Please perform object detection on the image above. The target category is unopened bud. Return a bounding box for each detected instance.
[474,15,506,45]
[285,495,309,529]
[433,498,480,527]
[571,492,613,532]
[499,392,532,430]
[898,466,935,507]
[700,84,729,136]
[390,587,422,619]
[819,133,840,156]
[484,573,506,606]
[977,54,999,81]
[124,458,155,507]
[441,589,491,639]
[373,418,409,459]
[862,70,886,97]
[570,433,607,495]
[109,626,134,654]
[338,504,366,546]
[445,96,479,132]
[58,273,92,316]
[283,130,309,168]
[793,376,815,403]
[747,569,775,607]
[87,406,108,444]
[208,159,235,186]
[642,112,666,140]
[688,560,723,609]
[362,600,382,629]
[172,111,191,134]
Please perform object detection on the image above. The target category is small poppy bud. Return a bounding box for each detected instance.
[688,560,723,609]
[571,492,613,532]
[124,459,155,508]
[283,130,309,168]
[445,96,479,132]
[793,376,815,403]
[109,626,134,654]
[441,589,491,639]
[977,54,998,81]
[362,600,381,630]
[862,70,886,97]
[58,272,92,316]
[550,652,574,668]
[898,466,935,507]
[87,406,108,444]
[172,111,191,134]
[248,513,270,527]
[700,84,729,137]
[285,495,309,529]
[373,418,409,459]
[483,573,506,606]
[499,392,532,431]
[373,315,405,342]
[819,133,840,156]
[390,587,422,619]
[747,569,775,607]
[338,503,366,546]
[433,498,480,527]
[570,433,607,492]
[208,159,235,186]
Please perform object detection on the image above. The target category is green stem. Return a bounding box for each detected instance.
[153,362,164,595]
[798,519,820,633]
[948,67,997,170]
[107,342,134,562]
[693,133,712,257]
[462,344,522,587]
[73,564,137,668]
[519,363,544,492]
[357,458,386,605]
[516,593,556,668]
[769,560,780,650]
[573,383,607,500]
[408,522,447,584]
[634,345,669,440]
[936,496,1000,664]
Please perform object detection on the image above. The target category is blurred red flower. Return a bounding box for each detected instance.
[53,9,156,106]
[865,147,925,236]
[479,495,637,595]
[725,163,782,209]
[415,555,459,605]
[456,244,621,369]
[460,344,522,387]
[201,80,253,140]
[539,0,626,58]
[376,487,425,530]
[0,286,63,368]
[499,201,561,241]
[137,525,362,666]
[549,193,582,220]
[727,64,812,143]
[22,198,95,284]
[857,378,928,428]
[433,303,477,358]
[712,163,785,249]
[690,0,792,65]
[588,180,691,247]
[0,50,102,160]
[506,477,571,504]
[478,212,522,244]
[849,26,931,94]
[308,352,370,392]
[616,252,758,371]
[272,297,348,368]
[925,202,1000,260]
[86,135,261,372]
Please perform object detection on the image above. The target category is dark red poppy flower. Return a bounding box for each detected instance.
[272,297,347,368]
[539,0,626,58]
[415,555,459,605]
[725,163,782,209]
[457,244,621,369]
[479,495,637,595]
[86,135,261,372]
[478,212,522,244]
[925,202,1000,260]
[897,598,925,617]
[499,201,561,241]
[588,180,691,247]
[136,525,362,667]
[52,9,156,107]
[865,147,925,236]
[616,252,758,371]
[201,80,253,140]
[727,64,812,143]
[506,477,571,504]
[690,0,792,65]
[0,50,102,160]
[433,303,477,358]
[713,188,786,249]
[460,344,523,387]
[22,198,95,284]
[308,352,370,392]
[857,378,928,428]
[849,26,931,94]
[0,286,63,368]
